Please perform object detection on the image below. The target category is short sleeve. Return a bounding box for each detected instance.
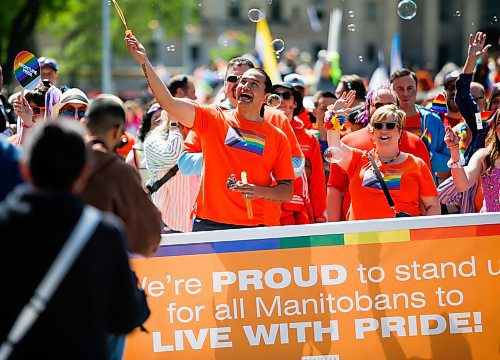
[416,157,438,196]
[346,148,364,178]
[271,131,294,181]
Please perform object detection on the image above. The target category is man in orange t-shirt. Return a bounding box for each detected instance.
[126,34,294,230]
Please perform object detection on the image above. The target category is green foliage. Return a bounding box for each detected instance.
[209,31,252,62]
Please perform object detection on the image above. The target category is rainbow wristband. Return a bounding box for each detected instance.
[324,110,347,131]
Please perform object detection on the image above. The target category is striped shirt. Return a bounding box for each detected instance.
[144,129,199,232]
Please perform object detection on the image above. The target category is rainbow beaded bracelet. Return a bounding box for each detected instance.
[324,107,347,131]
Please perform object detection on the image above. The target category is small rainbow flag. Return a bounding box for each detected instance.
[225,126,266,156]
[431,93,447,114]
[421,129,432,145]
[481,111,494,126]
[13,51,41,90]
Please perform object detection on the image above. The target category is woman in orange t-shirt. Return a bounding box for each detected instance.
[327,104,440,220]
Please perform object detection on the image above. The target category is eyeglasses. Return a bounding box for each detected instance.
[373,122,398,130]
[473,96,484,101]
[226,75,241,83]
[372,101,397,109]
[59,108,86,119]
[274,91,292,100]
[32,106,46,115]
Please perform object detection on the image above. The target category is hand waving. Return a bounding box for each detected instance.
[468,32,491,59]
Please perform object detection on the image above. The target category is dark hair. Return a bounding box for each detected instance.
[137,111,153,143]
[167,74,189,96]
[251,68,273,117]
[487,84,500,111]
[23,121,88,189]
[484,109,500,174]
[226,57,255,77]
[338,75,366,101]
[25,82,51,107]
[390,68,419,88]
[85,96,125,135]
[313,90,337,107]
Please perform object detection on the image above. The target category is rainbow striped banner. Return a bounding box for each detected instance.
[431,93,447,114]
[225,126,266,156]
[13,51,41,90]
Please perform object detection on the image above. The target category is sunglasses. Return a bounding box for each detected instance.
[372,101,397,109]
[373,122,398,130]
[59,108,86,119]
[274,91,292,100]
[32,106,46,115]
[226,75,241,83]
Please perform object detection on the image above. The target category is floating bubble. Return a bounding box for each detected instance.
[266,94,281,108]
[268,0,273,4]
[358,56,364,62]
[454,10,461,17]
[347,24,356,32]
[108,0,111,5]
[166,44,176,52]
[271,39,285,54]
[248,8,264,22]
[324,147,343,164]
[492,16,498,23]
[397,0,417,20]
[348,10,354,18]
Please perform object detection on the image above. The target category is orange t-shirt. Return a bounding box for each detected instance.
[404,112,422,137]
[189,105,294,226]
[346,148,438,220]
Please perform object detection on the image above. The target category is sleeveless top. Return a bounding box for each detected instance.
[480,167,500,212]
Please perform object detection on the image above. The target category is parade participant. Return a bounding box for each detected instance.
[327,104,439,220]
[0,66,16,136]
[390,68,450,181]
[444,110,499,212]
[126,35,294,231]
[326,86,430,221]
[82,95,162,255]
[53,88,89,121]
[284,73,316,129]
[313,90,337,178]
[487,84,500,112]
[0,121,148,359]
[39,57,59,85]
[273,82,326,224]
[0,134,23,201]
[441,71,463,127]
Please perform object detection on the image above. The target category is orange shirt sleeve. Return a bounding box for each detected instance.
[271,129,295,181]
[416,157,439,196]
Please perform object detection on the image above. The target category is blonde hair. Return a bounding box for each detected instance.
[370,104,406,129]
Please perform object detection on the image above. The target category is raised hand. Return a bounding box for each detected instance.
[330,90,356,113]
[468,32,491,59]
[444,126,459,149]
[125,34,148,64]
[12,93,34,125]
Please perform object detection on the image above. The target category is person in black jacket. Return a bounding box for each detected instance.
[0,66,16,136]
[0,121,148,360]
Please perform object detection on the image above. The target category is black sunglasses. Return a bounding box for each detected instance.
[59,108,86,119]
[226,75,241,83]
[32,106,46,115]
[274,91,292,100]
[373,122,398,130]
[373,101,397,109]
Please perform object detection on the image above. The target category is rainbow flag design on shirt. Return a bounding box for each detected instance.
[421,129,432,145]
[362,168,402,190]
[431,93,447,114]
[225,126,266,156]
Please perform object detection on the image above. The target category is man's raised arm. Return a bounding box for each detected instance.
[125,34,196,128]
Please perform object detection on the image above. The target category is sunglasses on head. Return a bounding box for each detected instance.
[373,122,398,130]
[372,101,397,109]
[32,106,46,115]
[274,91,292,100]
[59,108,86,119]
[226,75,241,83]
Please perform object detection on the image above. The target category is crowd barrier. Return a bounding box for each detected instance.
[124,213,500,359]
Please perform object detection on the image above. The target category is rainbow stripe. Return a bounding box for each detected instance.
[481,111,494,126]
[225,126,266,156]
[13,51,41,90]
[422,129,432,145]
[362,169,402,190]
[431,93,447,114]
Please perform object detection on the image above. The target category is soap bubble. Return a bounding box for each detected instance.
[348,10,354,18]
[324,147,343,164]
[266,94,281,108]
[268,0,273,4]
[166,44,176,52]
[347,24,356,32]
[397,0,417,20]
[492,16,498,24]
[271,39,285,54]
[454,11,461,17]
[358,56,364,62]
[248,8,264,22]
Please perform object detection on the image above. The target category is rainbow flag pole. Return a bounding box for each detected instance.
[255,17,280,84]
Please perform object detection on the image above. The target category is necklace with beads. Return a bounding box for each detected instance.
[376,150,400,164]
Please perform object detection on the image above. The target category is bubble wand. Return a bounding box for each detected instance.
[112,0,132,36]
[240,172,254,219]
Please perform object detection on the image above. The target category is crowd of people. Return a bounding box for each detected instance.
[0,29,499,358]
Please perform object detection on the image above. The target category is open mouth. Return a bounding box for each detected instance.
[379,135,391,141]
[238,93,253,102]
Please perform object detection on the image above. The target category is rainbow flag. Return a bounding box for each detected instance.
[421,129,432,145]
[255,18,280,84]
[225,126,266,156]
[481,111,494,126]
[363,169,402,191]
[431,93,447,114]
